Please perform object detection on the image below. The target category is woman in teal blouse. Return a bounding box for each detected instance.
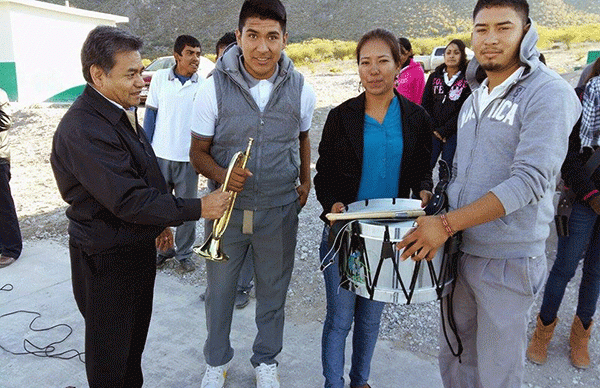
[314,28,433,388]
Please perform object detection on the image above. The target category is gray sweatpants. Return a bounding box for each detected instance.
[156,158,198,261]
[203,201,300,367]
[204,218,254,292]
[439,252,546,388]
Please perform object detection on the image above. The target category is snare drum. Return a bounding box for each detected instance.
[337,198,454,305]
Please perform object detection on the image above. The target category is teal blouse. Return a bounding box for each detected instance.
[356,97,403,200]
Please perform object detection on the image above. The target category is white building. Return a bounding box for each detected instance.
[0,0,128,103]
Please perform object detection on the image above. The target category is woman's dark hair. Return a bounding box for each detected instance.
[398,37,414,58]
[584,57,600,85]
[81,26,143,84]
[174,35,201,56]
[238,0,287,33]
[440,39,468,73]
[356,28,401,66]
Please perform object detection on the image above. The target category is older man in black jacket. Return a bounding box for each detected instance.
[51,26,229,388]
[0,88,21,268]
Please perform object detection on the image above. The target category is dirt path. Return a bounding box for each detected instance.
[6,42,600,387]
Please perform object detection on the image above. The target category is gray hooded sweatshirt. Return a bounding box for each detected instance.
[448,22,581,259]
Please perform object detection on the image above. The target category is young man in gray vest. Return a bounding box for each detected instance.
[190,1,315,387]
[199,30,254,309]
[398,0,581,387]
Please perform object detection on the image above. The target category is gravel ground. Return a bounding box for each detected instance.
[7,46,600,387]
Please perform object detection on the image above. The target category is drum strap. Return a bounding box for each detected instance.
[440,234,464,361]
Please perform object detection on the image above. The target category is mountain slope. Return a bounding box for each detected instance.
[41,0,600,57]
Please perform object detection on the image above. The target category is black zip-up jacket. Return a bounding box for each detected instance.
[51,85,203,255]
[421,65,471,139]
[314,91,433,223]
[562,86,600,203]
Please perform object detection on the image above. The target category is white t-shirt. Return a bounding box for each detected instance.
[475,66,525,115]
[191,75,316,138]
[146,68,204,162]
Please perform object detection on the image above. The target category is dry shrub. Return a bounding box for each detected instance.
[537,24,600,49]
[287,39,356,64]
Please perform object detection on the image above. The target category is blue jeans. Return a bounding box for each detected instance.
[430,133,457,171]
[320,225,385,388]
[539,202,600,325]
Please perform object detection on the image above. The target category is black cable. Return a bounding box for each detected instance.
[441,278,463,362]
[0,285,85,363]
[1,283,13,292]
[439,238,463,362]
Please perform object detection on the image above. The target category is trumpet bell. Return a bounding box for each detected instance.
[195,233,229,262]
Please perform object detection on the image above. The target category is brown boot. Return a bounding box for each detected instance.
[526,315,558,365]
[570,315,593,369]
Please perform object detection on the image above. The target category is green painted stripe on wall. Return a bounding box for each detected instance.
[46,84,85,102]
[0,62,18,101]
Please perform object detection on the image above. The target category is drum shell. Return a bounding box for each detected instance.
[339,198,453,304]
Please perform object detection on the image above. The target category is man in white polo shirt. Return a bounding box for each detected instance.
[143,34,207,272]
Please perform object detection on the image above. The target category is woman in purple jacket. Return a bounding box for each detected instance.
[394,37,426,104]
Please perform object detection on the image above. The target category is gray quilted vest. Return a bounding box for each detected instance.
[211,46,304,210]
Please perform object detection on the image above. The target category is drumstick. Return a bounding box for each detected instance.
[325,209,426,221]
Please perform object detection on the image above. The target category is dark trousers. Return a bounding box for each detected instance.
[540,202,600,325]
[0,163,22,259]
[70,240,157,388]
[430,134,458,172]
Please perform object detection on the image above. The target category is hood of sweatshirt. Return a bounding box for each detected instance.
[466,19,541,90]
[215,44,295,90]
[402,57,422,73]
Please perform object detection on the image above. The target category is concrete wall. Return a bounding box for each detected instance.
[0,3,17,101]
[0,0,127,103]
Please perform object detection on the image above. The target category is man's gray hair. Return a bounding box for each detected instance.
[81,26,143,83]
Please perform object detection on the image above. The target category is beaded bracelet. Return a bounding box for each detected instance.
[583,189,599,202]
[440,213,455,237]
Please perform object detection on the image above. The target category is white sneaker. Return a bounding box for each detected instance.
[255,363,280,388]
[201,362,229,388]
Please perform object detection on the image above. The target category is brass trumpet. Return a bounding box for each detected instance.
[195,138,254,262]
